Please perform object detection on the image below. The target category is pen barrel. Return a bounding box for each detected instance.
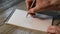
[30,0,36,8]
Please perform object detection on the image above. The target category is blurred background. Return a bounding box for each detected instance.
[0,0,60,34]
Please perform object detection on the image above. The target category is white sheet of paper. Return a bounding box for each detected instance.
[6,9,52,32]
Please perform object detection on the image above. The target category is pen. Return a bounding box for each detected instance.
[52,17,54,25]
[26,0,36,17]
[52,17,60,26]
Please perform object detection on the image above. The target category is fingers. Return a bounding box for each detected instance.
[25,0,32,11]
[27,0,51,13]
[26,0,60,16]
[47,26,60,34]
[28,5,41,13]
[47,26,57,33]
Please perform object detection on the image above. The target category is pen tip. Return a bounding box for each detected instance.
[26,13,28,17]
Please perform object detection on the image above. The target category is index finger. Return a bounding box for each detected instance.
[25,0,32,10]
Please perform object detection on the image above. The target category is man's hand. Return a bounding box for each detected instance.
[47,26,60,34]
[26,0,60,14]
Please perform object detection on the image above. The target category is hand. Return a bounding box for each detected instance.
[47,26,60,34]
[26,0,60,14]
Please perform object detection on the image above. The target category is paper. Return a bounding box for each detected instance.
[6,9,52,32]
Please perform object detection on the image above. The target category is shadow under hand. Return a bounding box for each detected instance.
[31,13,52,20]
